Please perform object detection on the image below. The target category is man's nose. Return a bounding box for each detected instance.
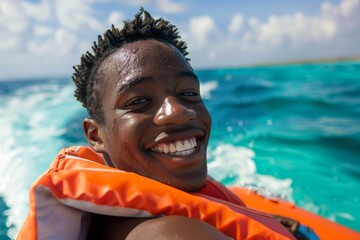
[154,96,196,126]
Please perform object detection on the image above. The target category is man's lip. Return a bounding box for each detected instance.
[145,129,205,150]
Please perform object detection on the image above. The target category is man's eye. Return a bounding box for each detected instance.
[126,98,150,107]
[181,91,199,97]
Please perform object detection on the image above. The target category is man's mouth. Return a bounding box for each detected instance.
[150,137,197,156]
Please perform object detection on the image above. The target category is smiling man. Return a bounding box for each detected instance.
[83,39,211,192]
[17,9,295,240]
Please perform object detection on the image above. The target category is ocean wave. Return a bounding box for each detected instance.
[0,79,83,238]
[207,143,294,201]
[200,80,218,100]
[0,196,11,240]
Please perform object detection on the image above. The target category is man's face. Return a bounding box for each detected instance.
[92,39,211,192]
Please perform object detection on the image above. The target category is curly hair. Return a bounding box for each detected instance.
[72,8,189,124]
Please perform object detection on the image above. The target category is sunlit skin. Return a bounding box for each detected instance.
[84,39,212,192]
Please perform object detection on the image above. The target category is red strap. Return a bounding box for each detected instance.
[198,177,246,206]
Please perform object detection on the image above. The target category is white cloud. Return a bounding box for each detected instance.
[184,0,360,68]
[107,11,125,27]
[55,29,78,54]
[33,25,54,37]
[339,0,360,16]
[248,17,260,28]
[118,0,150,6]
[0,0,87,57]
[78,41,94,55]
[0,33,22,53]
[1,0,360,79]
[242,11,337,50]
[117,0,184,13]
[0,0,52,33]
[154,0,185,13]
[23,0,52,21]
[322,0,360,35]
[55,0,104,32]
[28,29,78,55]
[188,15,218,48]
[250,0,359,50]
[27,39,53,55]
[0,1,30,33]
[228,13,244,34]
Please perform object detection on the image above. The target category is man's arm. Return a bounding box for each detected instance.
[88,215,231,240]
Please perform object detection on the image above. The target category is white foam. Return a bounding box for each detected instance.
[0,81,84,238]
[208,143,294,201]
[200,81,218,100]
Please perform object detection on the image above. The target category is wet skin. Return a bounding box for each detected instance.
[84,39,212,192]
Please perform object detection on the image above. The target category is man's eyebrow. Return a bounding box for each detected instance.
[116,71,199,96]
[116,75,152,96]
[176,71,199,83]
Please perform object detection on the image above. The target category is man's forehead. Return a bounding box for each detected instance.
[113,46,136,65]
[98,39,193,90]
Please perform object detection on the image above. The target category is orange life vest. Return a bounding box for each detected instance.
[17,146,294,240]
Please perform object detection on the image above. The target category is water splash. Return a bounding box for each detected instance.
[0,80,84,238]
[200,80,218,99]
[208,143,293,201]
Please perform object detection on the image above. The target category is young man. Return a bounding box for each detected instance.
[17,9,295,240]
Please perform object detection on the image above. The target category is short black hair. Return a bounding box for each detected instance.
[72,8,189,124]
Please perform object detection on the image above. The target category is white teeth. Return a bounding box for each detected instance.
[163,144,169,154]
[184,139,191,149]
[175,140,185,152]
[191,138,197,147]
[151,137,197,155]
[173,148,196,156]
[169,143,176,153]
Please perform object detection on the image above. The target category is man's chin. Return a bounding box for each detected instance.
[167,170,207,192]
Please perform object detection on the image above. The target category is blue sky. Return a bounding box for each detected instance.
[1,0,359,80]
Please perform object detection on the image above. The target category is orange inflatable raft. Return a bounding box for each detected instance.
[230,187,360,240]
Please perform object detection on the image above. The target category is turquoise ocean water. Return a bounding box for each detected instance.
[0,62,359,238]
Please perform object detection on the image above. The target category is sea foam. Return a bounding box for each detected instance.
[208,143,293,201]
[0,80,84,238]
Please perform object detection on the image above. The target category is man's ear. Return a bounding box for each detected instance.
[83,118,106,153]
